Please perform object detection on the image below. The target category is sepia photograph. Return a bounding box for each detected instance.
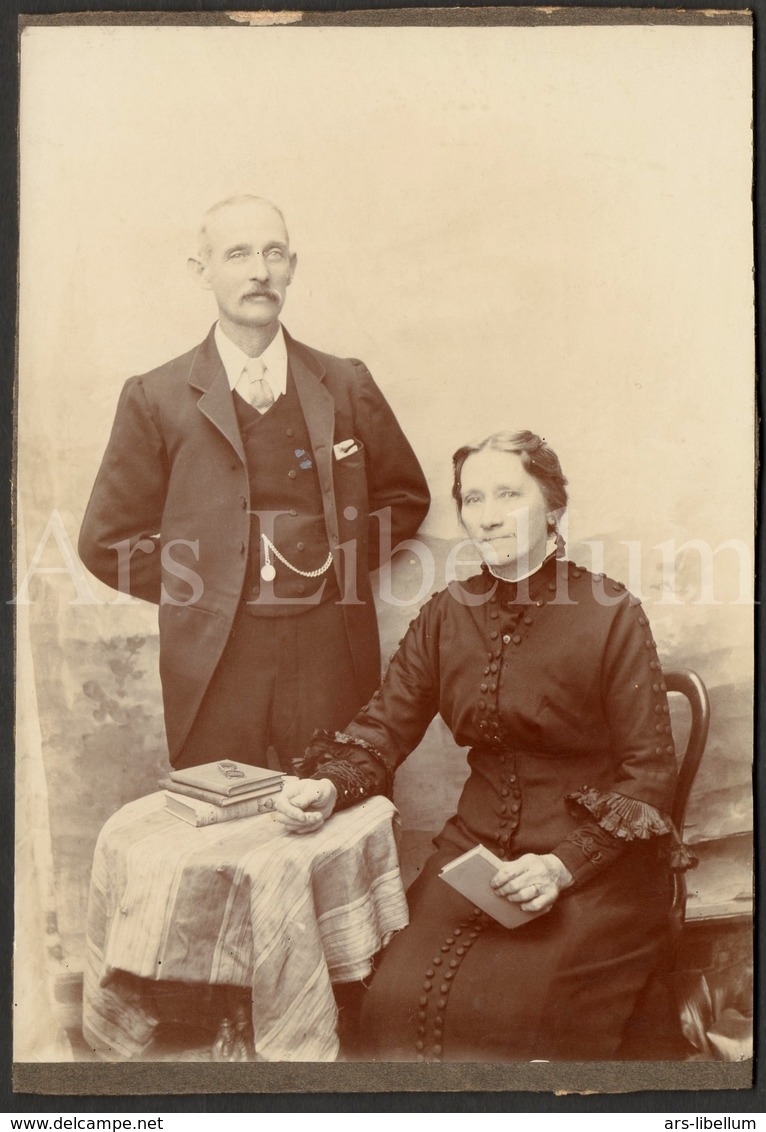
[13,9,755,1096]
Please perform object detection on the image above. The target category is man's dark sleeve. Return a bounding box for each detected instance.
[349,360,430,570]
[78,376,168,603]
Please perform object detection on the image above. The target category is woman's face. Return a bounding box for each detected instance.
[459,449,550,578]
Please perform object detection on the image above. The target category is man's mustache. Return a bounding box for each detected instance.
[242,288,281,302]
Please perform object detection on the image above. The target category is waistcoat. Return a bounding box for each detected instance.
[234,372,339,618]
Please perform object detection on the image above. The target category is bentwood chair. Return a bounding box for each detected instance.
[619,666,711,1058]
[665,668,712,942]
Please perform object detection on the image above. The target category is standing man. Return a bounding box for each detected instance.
[79,194,430,771]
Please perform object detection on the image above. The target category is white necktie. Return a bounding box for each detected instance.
[244,357,275,413]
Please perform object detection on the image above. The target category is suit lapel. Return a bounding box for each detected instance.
[187,327,246,464]
[287,338,341,583]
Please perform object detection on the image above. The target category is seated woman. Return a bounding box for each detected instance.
[274,429,686,1062]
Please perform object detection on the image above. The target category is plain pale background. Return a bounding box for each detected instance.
[15,23,754,1061]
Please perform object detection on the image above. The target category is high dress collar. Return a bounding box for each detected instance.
[479,551,566,605]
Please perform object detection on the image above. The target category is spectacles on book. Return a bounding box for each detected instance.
[217,760,246,779]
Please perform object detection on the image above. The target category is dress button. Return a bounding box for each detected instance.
[502,635,511,644]
[484,667,490,675]
[512,635,521,644]
[524,616,533,625]
[478,700,486,710]
[501,788,510,797]
[480,683,488,692]
[286,428,294,437]
[297,541,305,551]
[489,683,496,692]
[666,745,674,754]
[288,469,297,479]
[289,508,297,516]
[509,775,517,783]
[490,630,498,640]
[297,584,305,594]
[548,582,556,591]
[500,805,507,814]
[490,611,499,620]
[419,996,428,1006]
[655,746,663,755]
[511,803,519,813]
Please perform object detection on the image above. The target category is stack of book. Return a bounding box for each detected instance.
[161,760,285,827]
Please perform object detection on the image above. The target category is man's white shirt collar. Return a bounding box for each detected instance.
[214,322,289,400]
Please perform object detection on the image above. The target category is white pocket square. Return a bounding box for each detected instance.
[333,439,361,460]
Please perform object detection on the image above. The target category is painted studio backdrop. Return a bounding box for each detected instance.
[16,23,753,1061]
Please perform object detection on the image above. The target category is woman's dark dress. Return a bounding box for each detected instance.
[303,556,682,1061]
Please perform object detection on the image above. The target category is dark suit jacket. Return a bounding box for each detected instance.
[79,326,430,759]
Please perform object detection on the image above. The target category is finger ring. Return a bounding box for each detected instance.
[530,883,538,897]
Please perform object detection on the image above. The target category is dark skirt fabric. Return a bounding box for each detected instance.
[360,842,674,1062]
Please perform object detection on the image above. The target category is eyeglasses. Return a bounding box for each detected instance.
[217,760,246,779]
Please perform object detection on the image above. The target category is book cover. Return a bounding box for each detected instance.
[439,844,547,929]
[163,790,279,827]
[158,777,283,807]
[168,760,284,797]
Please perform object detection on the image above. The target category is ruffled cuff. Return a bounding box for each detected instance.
[566,787,697,871]
[293,730,394,811]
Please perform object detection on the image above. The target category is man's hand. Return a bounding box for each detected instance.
[273,776,337,834]
[489,852,573,912]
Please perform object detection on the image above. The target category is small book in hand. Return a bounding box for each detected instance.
[439,844,548,929]
[168,760,284,798]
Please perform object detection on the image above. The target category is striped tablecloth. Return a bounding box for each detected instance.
[83,793,409,1062]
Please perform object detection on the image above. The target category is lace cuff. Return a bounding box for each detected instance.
[313,761,381,812]
[566,787,697,870]
[293,729,394,804]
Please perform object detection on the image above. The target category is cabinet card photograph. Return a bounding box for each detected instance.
[14,9,755,1097]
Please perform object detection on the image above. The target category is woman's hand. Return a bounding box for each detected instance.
[490,852,573,913]
[273,776,337,834]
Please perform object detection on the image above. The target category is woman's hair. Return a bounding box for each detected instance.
[451,430,569,534]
